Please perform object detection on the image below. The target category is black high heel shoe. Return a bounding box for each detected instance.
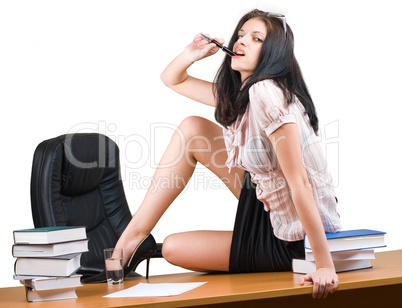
[124,234,157,279]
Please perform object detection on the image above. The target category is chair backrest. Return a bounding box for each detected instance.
[30,133,132,271]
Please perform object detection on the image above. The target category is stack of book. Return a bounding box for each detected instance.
[12,226,88,302]
[292,229,386,274]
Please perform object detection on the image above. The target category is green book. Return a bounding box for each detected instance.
[13,226,87,244]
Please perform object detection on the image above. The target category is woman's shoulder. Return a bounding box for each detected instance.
[249,79,286,108]
[249,79,281,93]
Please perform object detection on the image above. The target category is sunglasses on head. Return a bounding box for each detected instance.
[267,12,287,36]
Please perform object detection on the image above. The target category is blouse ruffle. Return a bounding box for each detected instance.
[223,107,249,172]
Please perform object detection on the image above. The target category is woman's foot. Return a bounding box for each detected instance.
[115,231,150,267]
[124,234,157,278]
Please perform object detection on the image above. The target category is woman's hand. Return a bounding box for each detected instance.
[299,267,339,299]
[160,33,218,106]
[184,33,224,63]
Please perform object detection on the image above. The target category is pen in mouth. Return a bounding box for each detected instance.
[200,33,237,57]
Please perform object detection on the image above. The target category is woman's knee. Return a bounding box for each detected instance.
[161,233,181,264]
[171,116,215,160]
[176,116,210,140]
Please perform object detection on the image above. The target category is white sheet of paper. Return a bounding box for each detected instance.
[103,282,207,298]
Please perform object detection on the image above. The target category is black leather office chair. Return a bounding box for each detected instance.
[30,133,162,280]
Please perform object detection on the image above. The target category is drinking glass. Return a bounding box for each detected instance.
[104,248,123,285]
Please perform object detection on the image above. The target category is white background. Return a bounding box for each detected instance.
[1,0,401,288]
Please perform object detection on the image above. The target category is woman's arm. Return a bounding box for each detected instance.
[160,34,223,107]
[268,123,339,299]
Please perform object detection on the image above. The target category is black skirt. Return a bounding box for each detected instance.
[229,172,305,273]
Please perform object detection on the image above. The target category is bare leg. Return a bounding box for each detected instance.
[162,231,233,272]
[115,116,245,266]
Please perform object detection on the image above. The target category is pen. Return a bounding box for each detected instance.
[200,33,236,57]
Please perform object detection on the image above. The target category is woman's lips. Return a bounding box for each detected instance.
[232,48,245,58]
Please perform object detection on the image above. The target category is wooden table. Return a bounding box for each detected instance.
[1,250,401,307]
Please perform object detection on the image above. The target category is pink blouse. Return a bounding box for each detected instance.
[223,79,341,241]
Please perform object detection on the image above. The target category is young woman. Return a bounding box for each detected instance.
[114,9,342,299]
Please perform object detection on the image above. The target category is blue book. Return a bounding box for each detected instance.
[293,258,372,274]
[305,229,386,252]
[14,253,82,277]
[12,239,89,257]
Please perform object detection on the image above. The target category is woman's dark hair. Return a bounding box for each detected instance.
[214,9,319,134]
